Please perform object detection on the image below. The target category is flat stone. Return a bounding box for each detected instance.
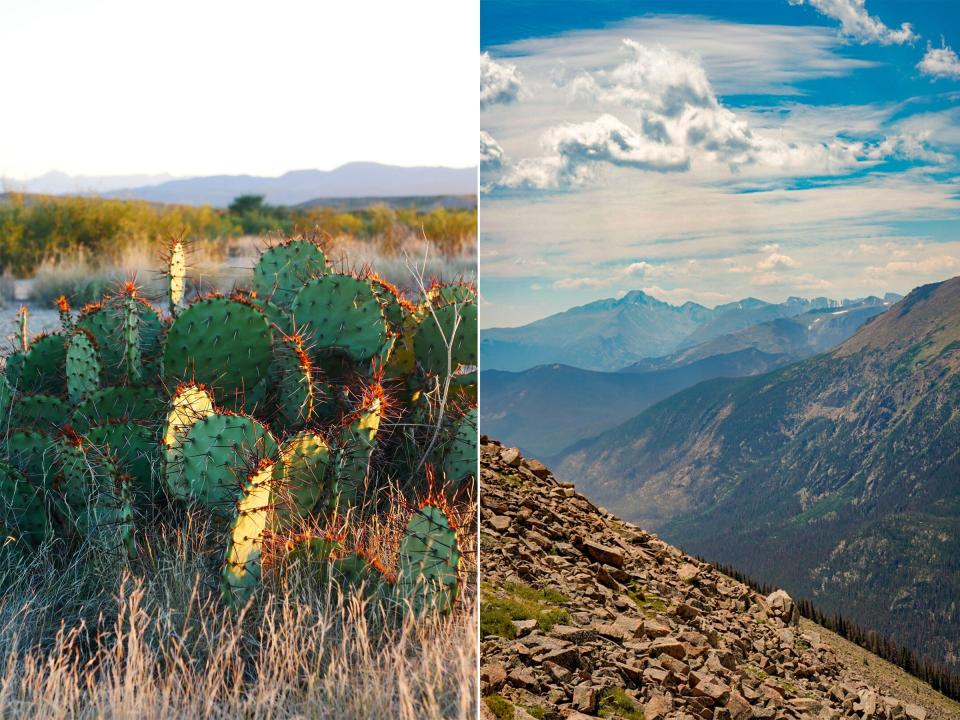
[490,515,511,531]
[649,637,687,660]
[524,457,550,478]
[550,624,597,644]
[501,447,522,467]
[572,684,597,713]
[582,539,625,568]
[678,562,700,582]
[480,663,506,688]
[507,667,538,690]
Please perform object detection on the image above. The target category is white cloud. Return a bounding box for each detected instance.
[493,41,939,189]
[757,253,798,271]
[551,260,656,289]
[865,256,960,277]
[480,52,523,109]
[501,113,689,188]
[642,286,733,305]
[480,131,505,170]
[918,42,960,81]
[752,271,832,289]
[787,0,917,46]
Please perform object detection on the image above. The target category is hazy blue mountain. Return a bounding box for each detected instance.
[480,348,787,459]
[481,291,883,372]
[555,278,960,671]
[102,162,477,206]
[10,171,176,194]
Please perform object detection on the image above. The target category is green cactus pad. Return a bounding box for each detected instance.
[18,334,67,394]
[73,385,164,429]
[291,275,388,363]
[252,298,291,336]
[330,552,390,598]
[333,391,382,510]
[414,302,478,376]
[6,430,54,488]
[396,504,461,617]
[275,432,330,527]
[3,351,25,390]
[0,375,11,423]
[441,408,478,493]
[179,413,278,512]
[253,239,327,309]
[162,385,216,500]
[86,422,160,502]
[370,277,412,334]
[267,334,314,432]
[122,295,143,382]
[57,437,134,557]
[78,301,163,384]
[162,298,273,404]
[65,330,101,405]
[222,461,274,606]
[0,463,50,547]
[11,394,66,432]
[425,282,477,308]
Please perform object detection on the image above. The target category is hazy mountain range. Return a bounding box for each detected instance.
[5,162,477,207]
[481,296,895,458]
[481,290,901,372]
[555,277,960,671]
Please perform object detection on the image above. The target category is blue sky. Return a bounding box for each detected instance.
[480,0,960,327]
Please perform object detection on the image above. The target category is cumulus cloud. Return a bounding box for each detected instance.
[787,0,916,45]
[918,41,960,80]
[501,114,688,188]
[551,260,656,289]
[752,271,832,289]
[480,53,523,108]
[490,40,946,191]
[757,252,798,271]
[480,130,505,170]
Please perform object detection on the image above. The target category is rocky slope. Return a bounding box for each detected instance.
[556,278,960,671]
[481,439,958,720]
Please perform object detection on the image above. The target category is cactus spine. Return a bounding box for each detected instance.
[56,296,74,332]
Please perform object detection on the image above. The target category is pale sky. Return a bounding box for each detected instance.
[0,0,478,179]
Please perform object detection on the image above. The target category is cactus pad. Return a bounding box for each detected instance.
[0,463,49,547]
[333,389,383,510]
[222,461,274,605]
[179,413,277,511]
[65,330,101,404]
[18,334,67,394]
[78,301,162,383]
[253,239,327,309]
[86,421,160,501]
[329,552,391,598]
[276,431,330,527]
[162,385,216,500]
[442,408,478,493]
[396,504,460,617]
[267,333,314,432]
[6,430,53,488]
[414,302,477,375]
[163,298,272,403]
[11,394,66,432]
[291,274,387,363]
[74,385,164,429]
[168,240,186,315]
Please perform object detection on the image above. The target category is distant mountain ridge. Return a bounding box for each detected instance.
[556,276,960,671]
[9,162,477,207]
[481,297,894,459]
[481,290,896,372]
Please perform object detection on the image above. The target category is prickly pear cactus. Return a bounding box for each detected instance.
[122,290,143,383]
[222,460,275,606]
[162,297,272,405]
[167,239,186,317]
[179,413,277,512]
[253,239,327,310]
[267,333,314,433]
[441,408,478,494]
[275,431,330,527]
[291,275,388,363]
[414,302,478,376]
[11,394,66,433]
[78,299,163,385]
[162,384,215,500]
[396,504,461,617]
[56,296,74,332]
[332,387,383,511]
[0,463,50,547]
[18,334,67,395]
[65,330,101,405]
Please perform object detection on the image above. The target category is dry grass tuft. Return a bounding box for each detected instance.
[0,511,477,719]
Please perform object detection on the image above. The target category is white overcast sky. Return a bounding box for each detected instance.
[0,0,478,179]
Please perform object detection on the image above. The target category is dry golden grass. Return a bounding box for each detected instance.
[0,510,477,719]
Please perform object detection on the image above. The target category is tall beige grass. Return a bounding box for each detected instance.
[0,511,477,719]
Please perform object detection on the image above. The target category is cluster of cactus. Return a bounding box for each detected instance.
[0,237,477,616]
